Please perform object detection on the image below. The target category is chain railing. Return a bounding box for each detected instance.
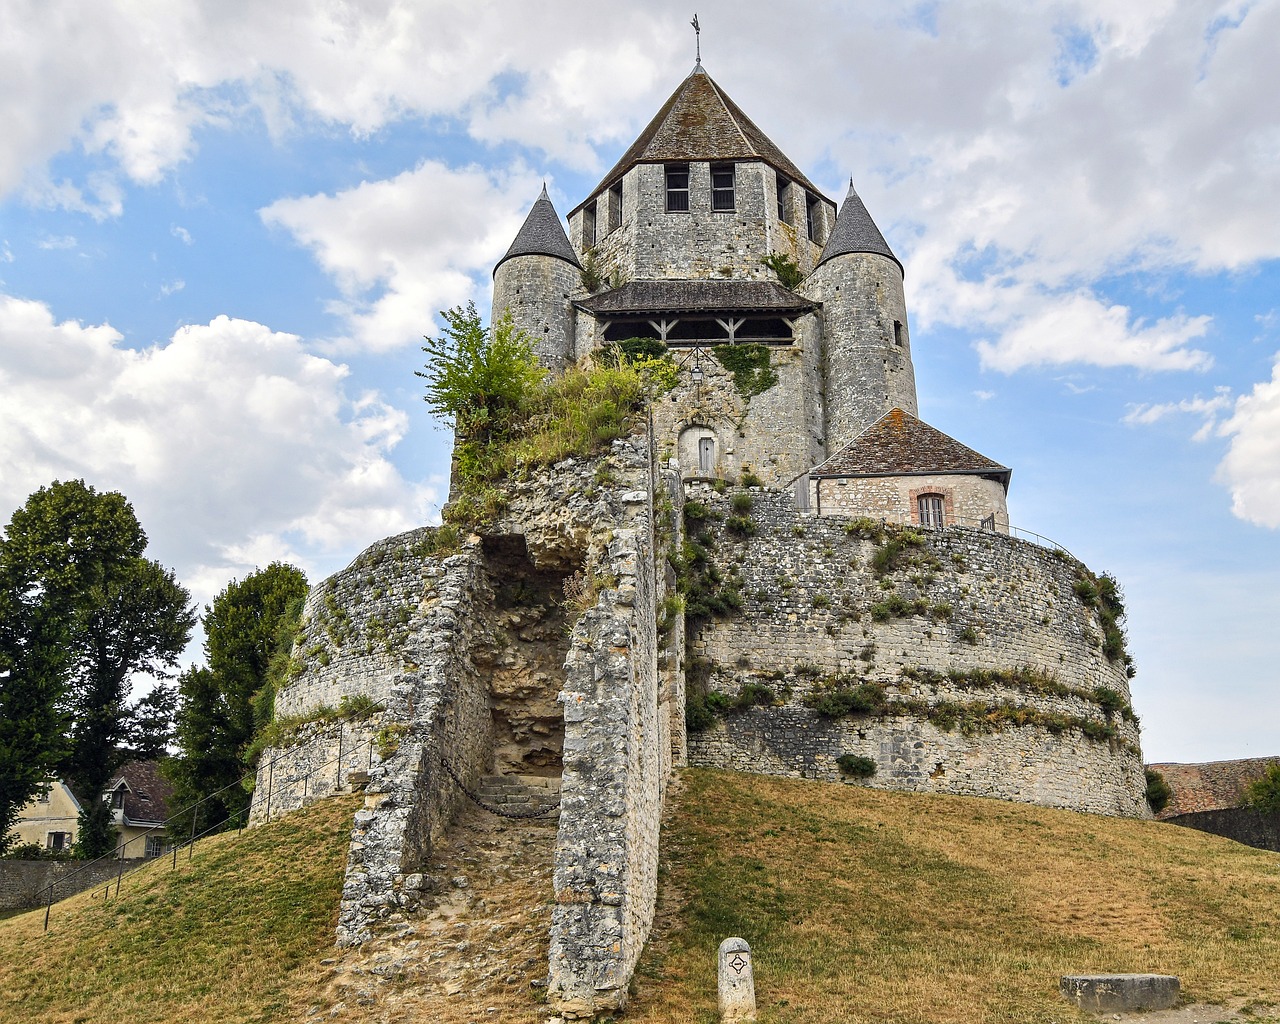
[40,732,376,932]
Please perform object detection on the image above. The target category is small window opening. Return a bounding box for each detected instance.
[608,182,623,232]
[47,832,70,852]
[776,173,790,224]
[666,163,690,212]
[806,193,821,243]
[144,835,165,858]
[894,321,905,347]
[918,494,945,529]
[109,786,126,810]
[582,204,596,247]
[711,163,735,212]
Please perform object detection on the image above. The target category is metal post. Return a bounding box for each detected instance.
[187,807,197,861]
[116,854,125,896]
[43,885,53,931]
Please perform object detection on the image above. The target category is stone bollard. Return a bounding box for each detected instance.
[718,937,757,1022]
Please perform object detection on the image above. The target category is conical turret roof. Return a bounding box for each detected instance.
[494,184,581,276]
[570,66,826,216]
[816,180,902,274]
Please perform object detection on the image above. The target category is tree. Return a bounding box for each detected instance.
[166,563,308,834]
[416,302,545,440]
[0,480,195,857]
[1243,762,1280,816]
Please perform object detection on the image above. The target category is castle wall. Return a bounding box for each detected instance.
[803,254,918,451]
[650,336,824,490]
[492,254,580,375]
[682,486,1147,817]
[570,162,831,285]
[811,472,1010,531]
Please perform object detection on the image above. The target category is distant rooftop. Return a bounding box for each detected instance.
[1148,757,1280,819]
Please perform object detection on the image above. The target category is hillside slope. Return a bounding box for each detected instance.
[3,771,1279,1024]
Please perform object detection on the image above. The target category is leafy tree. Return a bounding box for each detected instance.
[416,302,545,440]
[1243,762,1280,816]
[166,563,308,834]
[0,480,195,857]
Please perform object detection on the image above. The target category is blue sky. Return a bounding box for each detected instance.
[2,0,1278,763]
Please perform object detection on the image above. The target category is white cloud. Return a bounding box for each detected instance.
[36,234,77,251]
[1124,386,1233,440]
[972,389,996,401]
[0,294,435,607]
[261,160,543,352]
[159,279,185,297]
[1216,351,1280,528]
[171,225,192,245]
[974,292,1213,373]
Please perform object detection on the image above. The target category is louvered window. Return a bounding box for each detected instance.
[666,164,690,212]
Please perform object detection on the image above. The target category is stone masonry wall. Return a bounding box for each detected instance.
[248,719,383,826]
[492,254,580,375]
[571,162,832,286]
[683,486,1148,817]
[0,858,141,911]
[812,472,1010,532]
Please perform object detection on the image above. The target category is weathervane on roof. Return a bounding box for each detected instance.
[691,13,701,65]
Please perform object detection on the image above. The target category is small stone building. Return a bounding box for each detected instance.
[806,408,1011,531]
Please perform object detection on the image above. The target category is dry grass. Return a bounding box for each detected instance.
[628,769,1280,1024]
[3,771,1280,1024]
[0,795,358,1024]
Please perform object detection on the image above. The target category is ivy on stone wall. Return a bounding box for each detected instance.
[711,343,779,398]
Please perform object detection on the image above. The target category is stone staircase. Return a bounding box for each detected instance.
[475,774,561,818]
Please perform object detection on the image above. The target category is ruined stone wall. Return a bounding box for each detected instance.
[811,472,1010,532]
[248,719,383,826]
[683,486,1148,817]
[803,253,917,452]
[492,254,580,375]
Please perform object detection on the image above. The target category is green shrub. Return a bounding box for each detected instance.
[812,593,832,609]
[741,469,763,488]
[726,515,757,537]
[735,682,776,709]
[806,681,887,718]
[1145,768,1172,814]
[711,343,778,398]
[836,754,877,779]
[761,251,804,289]
[730,492,753,514]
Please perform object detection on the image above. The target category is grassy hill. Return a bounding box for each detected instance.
[3,771,1279,1023]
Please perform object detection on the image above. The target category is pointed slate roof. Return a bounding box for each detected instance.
[817,180,902,274]
[570,66,826,217]
[811,408,1010,490]
[494,184,581,276]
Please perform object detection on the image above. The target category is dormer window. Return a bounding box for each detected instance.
[109,786,126,809]
[665,163,690,212]
[711,163,735,211]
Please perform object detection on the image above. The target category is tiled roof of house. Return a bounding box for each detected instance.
[494,184,581,275]
[575,279,816,316]
[106,761,174,826]
[811,408,1010,488]
[1148,757,1280,819]
[571,66,827,217]
[817,180,902,274]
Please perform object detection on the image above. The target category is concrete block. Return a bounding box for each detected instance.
[1059,974,1180,1012]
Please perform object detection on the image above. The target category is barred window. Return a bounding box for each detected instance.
[666,163,690,212]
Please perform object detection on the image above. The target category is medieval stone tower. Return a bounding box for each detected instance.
[253,62,1148,1021]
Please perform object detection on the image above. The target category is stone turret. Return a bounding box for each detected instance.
[802,181,918,453]
[492,185,581,374]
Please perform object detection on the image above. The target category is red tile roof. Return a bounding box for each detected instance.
[1148,757,1280,819]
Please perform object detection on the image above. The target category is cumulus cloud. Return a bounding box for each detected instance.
[1216,352,1280,528]
[0,294,436,607]
[261,160,543,352]
[1124,386,1233,440]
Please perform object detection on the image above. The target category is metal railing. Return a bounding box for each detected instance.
[40,732,376,932]
[867,510,1078,562]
